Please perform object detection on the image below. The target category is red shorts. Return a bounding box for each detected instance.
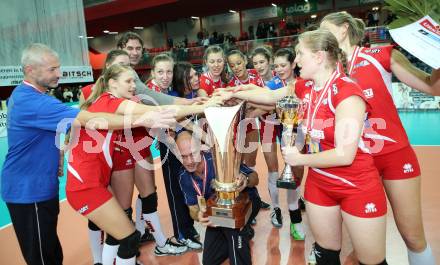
[374,145,421,180]
[304,175,387,218]
[113,131,152,172]
[259,114,280,144]
[66,186,113,215]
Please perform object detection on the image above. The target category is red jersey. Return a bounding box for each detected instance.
[199,72,226,96]
[66,92,125,191]
[347,45,409,155]
[81,84,93,100]
[146,79,162,93]
[228,69,265,87]
[296,69,379,189]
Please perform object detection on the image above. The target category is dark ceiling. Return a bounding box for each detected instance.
[84,0,295,37]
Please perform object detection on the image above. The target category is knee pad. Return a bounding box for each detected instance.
[359,260,387,265]
[117,230,141,259]
[88,220,100,231]
[105,234,119,246]
[124,207,133,220]
[141,192,158,214]
[289,209,302,224]
[314,242,341,265]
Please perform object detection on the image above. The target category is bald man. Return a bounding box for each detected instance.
[176,131,261,265]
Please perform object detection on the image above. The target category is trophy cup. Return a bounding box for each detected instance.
[276,95,303,189]
[203,102,252,228]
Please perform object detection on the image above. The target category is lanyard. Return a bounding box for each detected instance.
[23,80,45,94]
[347,46,361,76]
[191,154,207,197]
[305,70,339,132]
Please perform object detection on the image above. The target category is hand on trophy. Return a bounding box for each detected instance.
[204,95,226,108]
[133,108,177,129]
[281,146,303,167]
[198,208,215,227]
[234,174,248,192]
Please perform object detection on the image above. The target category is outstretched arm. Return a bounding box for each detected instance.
[391,49,440,96]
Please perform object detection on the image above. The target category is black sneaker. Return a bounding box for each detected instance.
[299,197,306,211]
[271,207,282,228]
[260,200,271,210]
[140,229,155,244]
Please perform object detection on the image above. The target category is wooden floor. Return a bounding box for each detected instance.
[1,146,439,265]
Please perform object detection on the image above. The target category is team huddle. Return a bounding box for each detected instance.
[2,10,439,265]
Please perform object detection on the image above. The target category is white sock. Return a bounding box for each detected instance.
[408,244,436,265]
[135,197,145,235]
[268,171,279,208]
[287,188,299,212]
[102,243,119,265]
[88,229,103,264]
[115,255,136,265]
[143,212,167,247]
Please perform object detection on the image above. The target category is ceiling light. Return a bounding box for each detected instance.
[86,36,94,39]
[271,3,277,7]
[108,31,118,35]
[103,30,109,33]
[134,26,143,30]
[191,16,199,19]
[311,14,317,19]
[229,10,237,13]
[78,35,84,38]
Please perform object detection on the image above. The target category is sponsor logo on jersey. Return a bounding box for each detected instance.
[363,88,374,99]
[364,48,381,54]
[205,79,211,85]
[305,80,313,87]
[353,60,370,69]
[322,98,328,105]
[126,159,133,166]
[403,163,414,173]
[332,84,338,95]
[78,204,89,214]
[364,202,377,214]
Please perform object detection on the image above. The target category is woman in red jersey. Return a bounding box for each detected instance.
[218,29,388,265]
[321,11,439,265]
[145,53,174,94]
[67,64,222,264]
[198,45,228,97]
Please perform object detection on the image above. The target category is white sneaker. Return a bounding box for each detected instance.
[154,238,188,256]
[178,237,203,250]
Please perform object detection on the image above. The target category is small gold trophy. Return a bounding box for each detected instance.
[204,102,252,228]
[276,95,302,189]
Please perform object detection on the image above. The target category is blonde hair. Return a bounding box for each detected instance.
[297,29,347,72]
[321,12,365,46]
[81,64,132,110]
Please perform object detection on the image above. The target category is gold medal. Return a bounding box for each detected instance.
[197,195,207,212]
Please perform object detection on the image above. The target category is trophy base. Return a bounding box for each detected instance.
[206,192,252,229]
[276,178,297,189]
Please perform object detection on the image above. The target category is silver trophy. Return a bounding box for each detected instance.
[203,102,252,228]
[276,96,303,189]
